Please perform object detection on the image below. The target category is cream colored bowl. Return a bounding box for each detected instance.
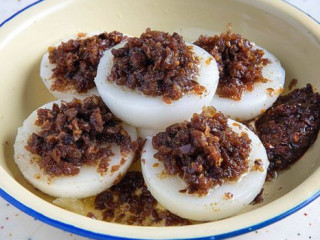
[0,0,319,239]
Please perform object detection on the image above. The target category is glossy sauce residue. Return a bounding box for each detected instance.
[256,84,320,175]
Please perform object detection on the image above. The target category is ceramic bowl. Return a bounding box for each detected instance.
[0,0,320,239]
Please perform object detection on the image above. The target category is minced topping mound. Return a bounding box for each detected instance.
[95,171,190,226]
[26,96,137,177]
[256,84,320,173]
[108,28,203,103]
[49,31,125,93]
[152,107,251,195]
[194,30,270,100]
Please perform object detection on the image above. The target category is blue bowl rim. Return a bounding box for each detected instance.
[0,0,319,239]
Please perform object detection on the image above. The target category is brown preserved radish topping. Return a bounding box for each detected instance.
[250,188,264,205]
[108,28,203,103]
[194,30,270,100]
[256,84,320,173]
[152,107,251,195]
[95,171,190,226]
[49,31,125,93]
[25,96,137,177]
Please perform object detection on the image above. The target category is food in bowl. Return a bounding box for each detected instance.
[256,84,320,176]
[14,96,138,198]
[194,29,285,121]
[13,26,320,226]
[40,31,126,99]
[141,106,268,221]
[94,171,191,226]
[95,28,219,131]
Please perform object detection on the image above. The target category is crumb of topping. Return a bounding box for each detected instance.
[232,122,240,127]
[120,158,126,165]
[266,88,275,96]
[77,32,87,38]
[120,151,128,157]
[153,163,159,168]
[111,165,120,173]
[250,189,264,205]
[132,137,146,164]
[252,159,264,172]
[223,192,234,200]
[276,87,283,95]
[179,188,188,193]
[86,212,97,219]
[205,57,213,65]
[289,78,298,91]
[34,174,41,179]
[113,173,123,185]
[157,170,169,180]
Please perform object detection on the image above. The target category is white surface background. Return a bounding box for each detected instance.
[0,0,320,239]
